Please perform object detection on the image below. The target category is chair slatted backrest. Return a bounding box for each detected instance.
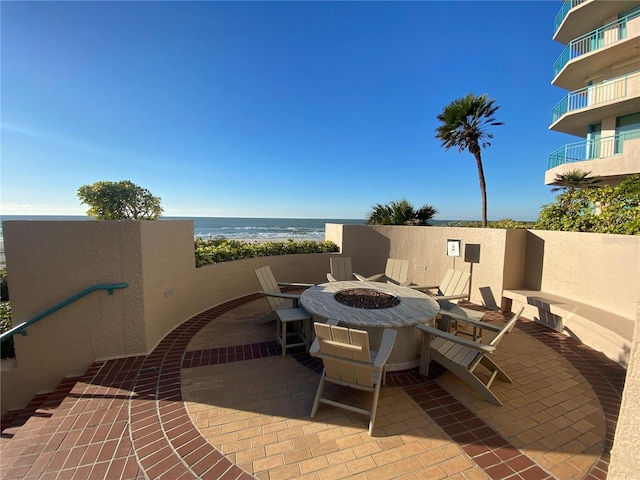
[384,259,409,284]
[315,323,373,388]
[329,257,354,281]
[439,269,470,297]
[255,266,285,311]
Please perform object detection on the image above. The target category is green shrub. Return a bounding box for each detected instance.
[0,267,14,358]
[0,301,14,359]
[194,238,339,267]
[444,219,535,229]
[535,175,640,234]
[0,266,8,302]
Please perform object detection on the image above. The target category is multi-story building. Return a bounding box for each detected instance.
[547,0,640,186]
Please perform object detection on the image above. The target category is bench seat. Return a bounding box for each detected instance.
[502,289,635,367]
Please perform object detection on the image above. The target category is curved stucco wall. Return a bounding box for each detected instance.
[0,220,334,414]
[327,223,517,309]
[2,220,638,419]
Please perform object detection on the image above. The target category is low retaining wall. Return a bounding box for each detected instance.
[0,220,333,415]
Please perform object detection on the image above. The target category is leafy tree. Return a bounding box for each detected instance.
[550,169,601,193]
[435,93,503,227]
[536,175,640,234]
[77,180,163,220]
[366,199,438,226]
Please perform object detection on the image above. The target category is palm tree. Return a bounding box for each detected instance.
[550,170,601,192]
[435,93,503,227]
[366,199,438,226]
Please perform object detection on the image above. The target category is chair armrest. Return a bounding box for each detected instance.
[417,324,496,353]
[278,282,315,288]
[258,291,301,300]
[326,273,338,282]
[448,316,501,332]
[407,284,437,291]
[354,273,384,282]
[259,290,301,307]
[435,293,470,302]
[438,306,501,332]
[372,329,397,368]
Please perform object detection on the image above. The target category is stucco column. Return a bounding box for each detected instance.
[608,303,640,478]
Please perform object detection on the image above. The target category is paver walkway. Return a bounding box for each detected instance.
[1,293,627,479]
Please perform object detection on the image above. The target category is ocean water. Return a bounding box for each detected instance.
[0,215,367,243]
[167,216,367,241]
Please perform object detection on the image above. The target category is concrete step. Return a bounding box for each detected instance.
[1,375,82,477]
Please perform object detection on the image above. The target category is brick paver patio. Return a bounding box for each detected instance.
[1,292,627,479]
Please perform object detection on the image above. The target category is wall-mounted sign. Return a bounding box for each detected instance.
[447,239,462,257]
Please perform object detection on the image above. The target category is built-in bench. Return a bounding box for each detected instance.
[501,289,635,367]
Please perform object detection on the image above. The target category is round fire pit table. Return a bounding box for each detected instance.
[300,281,440,371]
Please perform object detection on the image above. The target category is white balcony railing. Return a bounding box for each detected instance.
[551,71,640,124]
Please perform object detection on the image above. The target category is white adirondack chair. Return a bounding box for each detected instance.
[354,258,411,286]
[418,269,473,337]
[310,322,397,435]
[419,269,470,302]
[417,307,524,406]
[327,257,355,282]
[254,266,314,356]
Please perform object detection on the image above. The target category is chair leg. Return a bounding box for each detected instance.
[310,372,326,418]
[281,320,287,357]
[368,379,383,436]
[304,318,312,352]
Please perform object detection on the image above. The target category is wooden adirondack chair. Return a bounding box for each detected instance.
[254,266,314,356]
[418,269,473,336]
[354,258,411,286]
[419,269,470,303]
[310,322,397,435]
[327,257,355,282]
[417,307,524,406]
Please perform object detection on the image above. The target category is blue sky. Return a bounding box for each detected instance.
[1,1,570,221]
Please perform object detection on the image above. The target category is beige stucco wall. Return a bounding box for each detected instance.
[328,223,639,365]
[2,219,639,461]
[327,224,518,309]
[0,220,333,415]
[610,304,640,478]
[1,220,148,414]
[523,230,639,319]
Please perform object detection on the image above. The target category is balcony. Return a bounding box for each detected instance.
[550,70,640,136]
[554,0,639,45]
[552,9,640,90]
[546,132,640,184]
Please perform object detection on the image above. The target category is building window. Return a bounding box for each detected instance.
[616,113,640,154]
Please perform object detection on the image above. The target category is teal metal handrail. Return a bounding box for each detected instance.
[0,283,128,340]
[554,0,587,35]
[553,9,640,78]
[551,70,640,124]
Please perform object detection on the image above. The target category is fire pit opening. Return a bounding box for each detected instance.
[334,288,400,309]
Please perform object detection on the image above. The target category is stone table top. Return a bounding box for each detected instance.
[300,281,440,328]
